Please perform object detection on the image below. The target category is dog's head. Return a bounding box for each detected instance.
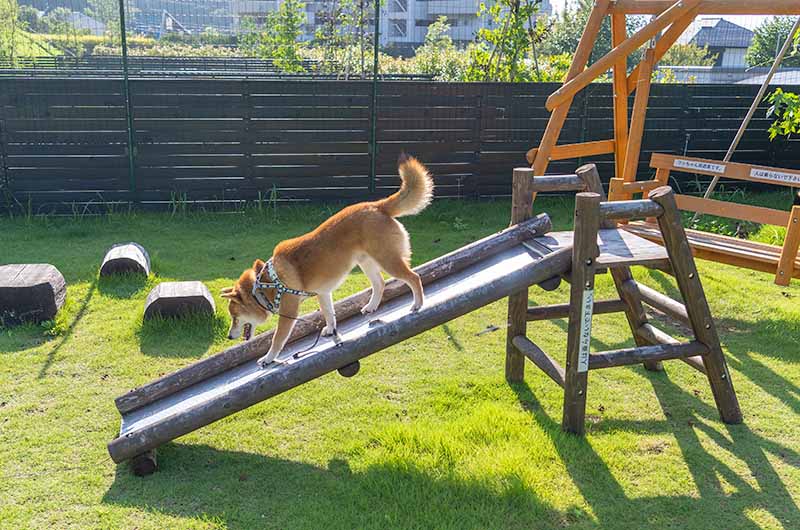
[221,259,273,341]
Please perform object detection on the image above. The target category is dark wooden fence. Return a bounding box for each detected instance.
[1,78,798,213]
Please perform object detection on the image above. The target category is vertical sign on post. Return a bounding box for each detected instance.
[578,288,594,372]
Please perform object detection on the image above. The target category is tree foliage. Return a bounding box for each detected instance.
[0,0,23,65]
[658,43,716,66]
[412,17,469,81]
[239,0,307,73]
[465,0,542,82]
[87,0,118,27]
[745,16,800,68]
[540,0,645,69]
[766,88,800,140]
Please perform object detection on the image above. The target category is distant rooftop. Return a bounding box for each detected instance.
[690,18,754,49]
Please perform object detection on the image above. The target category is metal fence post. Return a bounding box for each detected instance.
[118,0,137,205]
[368,0,381,195]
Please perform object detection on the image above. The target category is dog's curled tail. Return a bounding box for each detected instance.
[378,153,434,218]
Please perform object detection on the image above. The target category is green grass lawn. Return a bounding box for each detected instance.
[1,197,798,529]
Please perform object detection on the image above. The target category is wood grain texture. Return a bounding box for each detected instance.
[143,281,215,320]
[589,341,708,369]
[562,192,601,434]
[512,335,565,388]
[100,242,151,277]
[0,264,66,325]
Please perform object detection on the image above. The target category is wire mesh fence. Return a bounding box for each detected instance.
[5,1,798,81]
[0,1,799,212]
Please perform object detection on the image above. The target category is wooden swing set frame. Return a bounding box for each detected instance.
[527,0,800,286]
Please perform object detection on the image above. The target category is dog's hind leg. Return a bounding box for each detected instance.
[359,258,385,314]
[373,254,424,312]
[318,291,343,343]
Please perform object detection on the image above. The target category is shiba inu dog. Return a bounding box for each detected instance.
[221,154,433,368]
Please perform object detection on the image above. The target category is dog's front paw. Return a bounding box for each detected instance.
[410,301,423,312]
[360,302,379,314]
[257,354,276,368]
[321,325,335,336]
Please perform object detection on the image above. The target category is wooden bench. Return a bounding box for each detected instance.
[621,153,800,286]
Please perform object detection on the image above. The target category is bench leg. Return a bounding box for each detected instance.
[775,206,800,286]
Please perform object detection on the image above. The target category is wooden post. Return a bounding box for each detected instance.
[610,13,629,193]
[506,168,534,382]
[576,164,663,371]
[621,47,656,195]
[563,192,601,434]
[648,186,742,423]
[775,205,800,286]
[531,0,611,179]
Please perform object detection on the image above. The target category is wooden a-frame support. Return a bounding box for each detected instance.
[506,164,742,434]
[527,0,800,201]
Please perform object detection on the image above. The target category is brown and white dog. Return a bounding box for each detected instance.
[221,154,433,368]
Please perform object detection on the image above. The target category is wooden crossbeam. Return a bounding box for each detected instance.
[529,174,586,193]
[545,0,702,112]
[609,178,665,196]
[627,9,699,93]
[675,194,791,227]
[526,299,628,321]
[526,140,616,166]
[621,280,690,326]
[589,341,708,369]
[512,335,565,388]
[635,322,707,374]
[599,199,663,221]
[611,0,800,15]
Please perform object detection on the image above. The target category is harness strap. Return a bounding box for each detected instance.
[252,258,316,313]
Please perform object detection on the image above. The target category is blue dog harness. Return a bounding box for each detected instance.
[252,259,316,313]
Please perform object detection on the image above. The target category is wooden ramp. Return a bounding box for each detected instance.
[108,214,671,467]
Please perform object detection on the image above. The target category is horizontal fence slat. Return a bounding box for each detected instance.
[2,78,798,211]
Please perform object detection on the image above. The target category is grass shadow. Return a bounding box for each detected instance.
[632,269,800,416]
[102,443,577,530]
[97,273,150,299]
[36,281,96,377]
[441,323,464,352]
[511,379,800,528]
[137,311,228,358]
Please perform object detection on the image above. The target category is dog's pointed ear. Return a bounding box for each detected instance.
[253,259,265,273]
[220,286,239,299]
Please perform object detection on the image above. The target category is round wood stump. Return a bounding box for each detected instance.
[100,242,151,277]
[130,450,157,476]
[538,276,562,291]
[0,264,67,325]
[337,361,360,378]
[144,281,216,320]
